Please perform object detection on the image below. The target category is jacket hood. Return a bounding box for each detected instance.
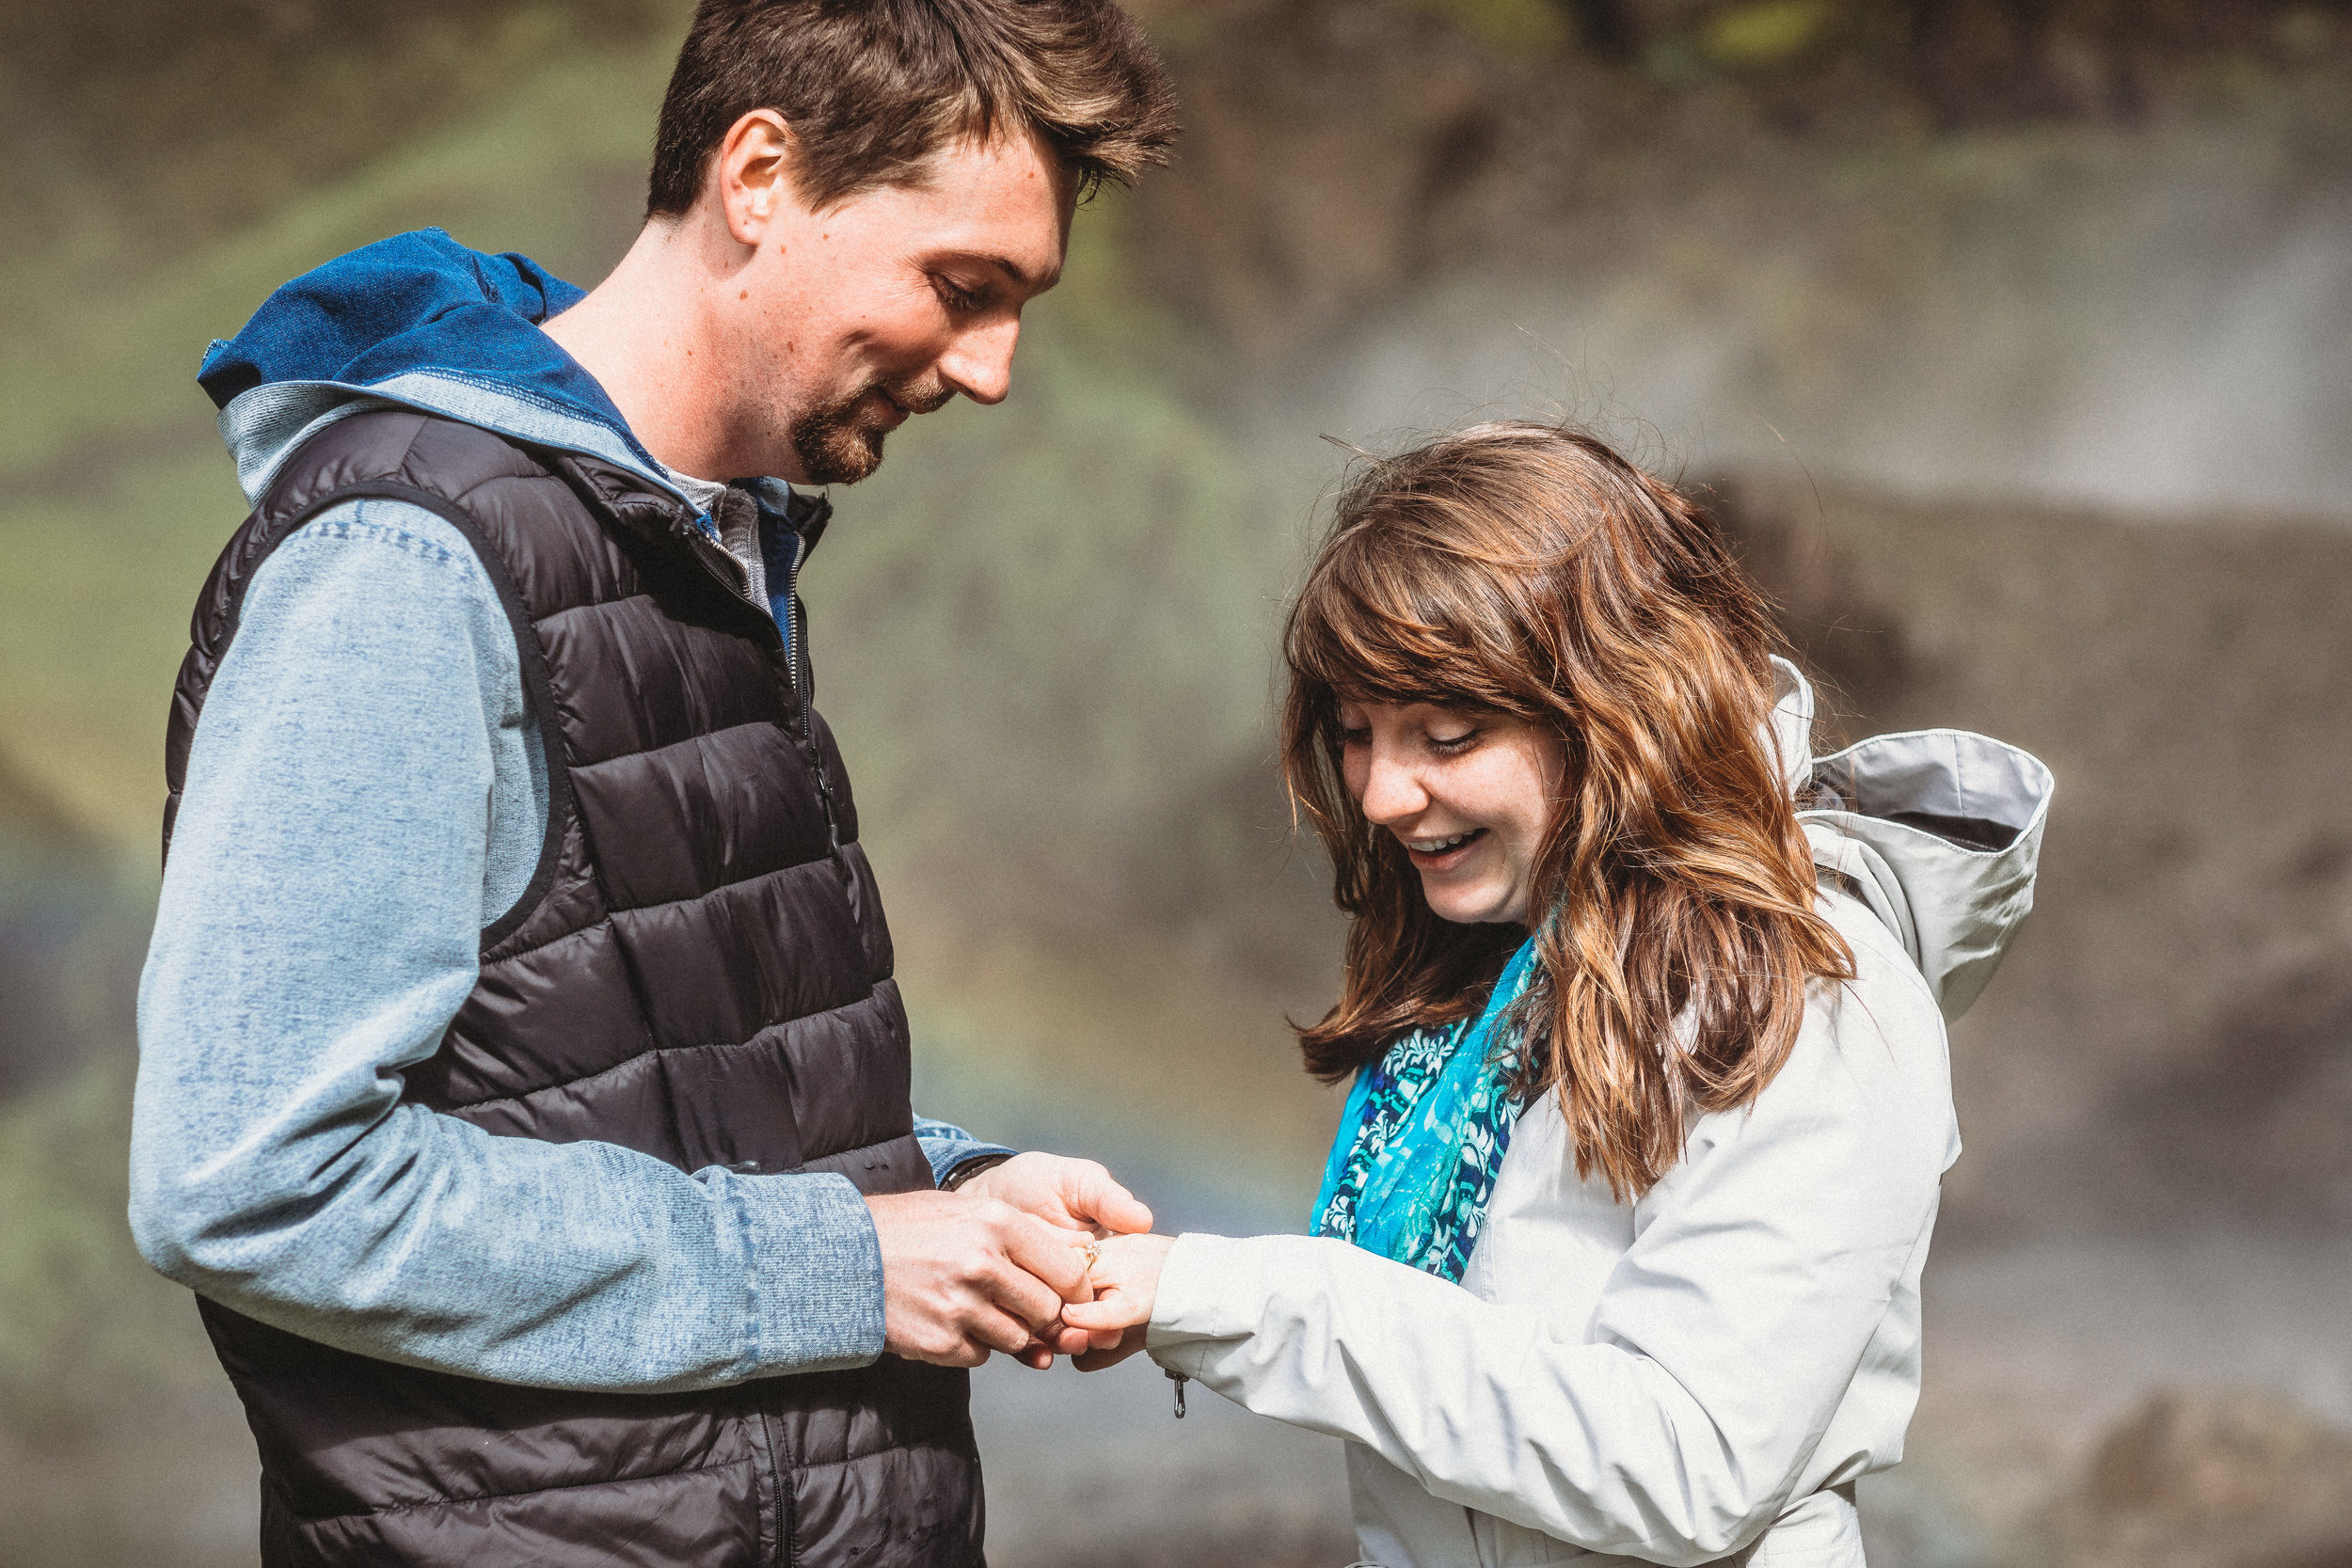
[1768,659,2052,1022]
[198,229,693,510]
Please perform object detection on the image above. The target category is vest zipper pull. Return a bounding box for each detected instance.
[1167,1369,1187,1418]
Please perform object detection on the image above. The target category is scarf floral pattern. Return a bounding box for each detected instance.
[1310,939,1539,1284]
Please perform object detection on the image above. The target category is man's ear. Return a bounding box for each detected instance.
[714,109,800,246]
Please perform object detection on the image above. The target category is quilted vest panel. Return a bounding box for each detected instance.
[162,409,981,1568]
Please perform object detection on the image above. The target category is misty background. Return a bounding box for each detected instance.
[2,1,2350,1564]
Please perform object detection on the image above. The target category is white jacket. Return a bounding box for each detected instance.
[1146,664,2052,1568]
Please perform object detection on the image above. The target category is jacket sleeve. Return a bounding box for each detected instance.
[130,499,886,1393]
[1144,967,1954,1565]
[913,1117,1018,1187]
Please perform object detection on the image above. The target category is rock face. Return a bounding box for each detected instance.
[1708,471,2352,1239]
[2026,1390,2352,1568]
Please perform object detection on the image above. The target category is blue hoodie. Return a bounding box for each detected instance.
[131,232,1009,1391]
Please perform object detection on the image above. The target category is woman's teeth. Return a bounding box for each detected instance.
[1406,831,1480,853]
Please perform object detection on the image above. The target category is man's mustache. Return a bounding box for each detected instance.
[874,377,953,418]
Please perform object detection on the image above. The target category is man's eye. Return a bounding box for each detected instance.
[933,275,987,313]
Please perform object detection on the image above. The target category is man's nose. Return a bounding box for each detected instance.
[937,317,1021,405]
[1357,752,1426,827]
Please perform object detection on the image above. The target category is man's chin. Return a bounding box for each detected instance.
[791,424,888,486]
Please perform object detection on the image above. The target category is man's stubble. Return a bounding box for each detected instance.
[790,374,953,485]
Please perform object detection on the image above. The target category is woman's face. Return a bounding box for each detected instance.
[1338,699,1567,928]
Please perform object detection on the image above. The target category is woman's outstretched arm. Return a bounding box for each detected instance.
[1100,923,1955,1565]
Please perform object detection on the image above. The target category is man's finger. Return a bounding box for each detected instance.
[981,1255,1069,1333]
[964,1303,1042,1358]
[905,1329,990,1370]
[1069,1165,1153,1236]
[1001,1212,1093,1300]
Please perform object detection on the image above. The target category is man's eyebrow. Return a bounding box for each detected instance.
[973,252,1061,292]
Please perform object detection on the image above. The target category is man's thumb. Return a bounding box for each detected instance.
[1083,1173,1154,1235]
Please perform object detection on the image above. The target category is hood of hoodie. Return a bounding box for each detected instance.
[1767,658,2053,1023]
[199,229,704,515]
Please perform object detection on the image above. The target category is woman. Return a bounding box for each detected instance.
[1064,423,2051,1567]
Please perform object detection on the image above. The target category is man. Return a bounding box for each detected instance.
[129,4,1179,1564]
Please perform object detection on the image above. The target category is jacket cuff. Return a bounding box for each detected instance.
[730,1169,885,1374]
[913,1118,1017,1189]
[1147,1230,1278,1345]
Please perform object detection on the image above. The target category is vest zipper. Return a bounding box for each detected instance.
[761,1391,795,1568]
[779,545,845,856]
[681,516,852,868]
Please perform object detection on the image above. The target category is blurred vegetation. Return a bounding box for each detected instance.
[0,0,682,270]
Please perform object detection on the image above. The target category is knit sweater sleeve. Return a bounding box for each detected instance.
[130,498,886,1392]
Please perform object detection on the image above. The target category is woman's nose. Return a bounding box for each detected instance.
[1357,752,1426,826]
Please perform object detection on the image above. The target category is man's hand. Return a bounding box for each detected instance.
[951,1152,1154,1357]
[955,1152,1153,1239]
[866,1190,1095,1370]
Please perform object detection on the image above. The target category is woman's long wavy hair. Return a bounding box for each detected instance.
[1281,422,1853,1200]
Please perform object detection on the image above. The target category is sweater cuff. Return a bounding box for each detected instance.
[731,1169,885,1375]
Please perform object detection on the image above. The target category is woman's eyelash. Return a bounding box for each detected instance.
[1428,730,1479,754]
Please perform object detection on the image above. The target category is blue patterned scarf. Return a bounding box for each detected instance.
[1309,937,1540,1283]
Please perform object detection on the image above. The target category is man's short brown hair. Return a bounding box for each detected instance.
[646,0,1179,216]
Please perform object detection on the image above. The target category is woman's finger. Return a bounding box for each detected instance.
[1057,1292,1145,1332]
[1073,1326,1150,1372]
[1040,1321,1096,1357]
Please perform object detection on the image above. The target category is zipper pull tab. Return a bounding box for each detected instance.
[1167,1369,1188,1418]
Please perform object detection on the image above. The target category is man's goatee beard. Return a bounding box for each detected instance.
[790,403,888,486]
[789,379,949,485]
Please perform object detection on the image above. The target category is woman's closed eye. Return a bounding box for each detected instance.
[1426,726,1481,755]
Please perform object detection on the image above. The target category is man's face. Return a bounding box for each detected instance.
[717,122,1077,484]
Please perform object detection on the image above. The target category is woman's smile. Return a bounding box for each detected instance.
[1401,826,1487,872]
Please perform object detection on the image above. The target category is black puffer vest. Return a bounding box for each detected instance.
[162,409,983,1567]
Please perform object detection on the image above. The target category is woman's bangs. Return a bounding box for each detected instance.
[1289,535,1483,710]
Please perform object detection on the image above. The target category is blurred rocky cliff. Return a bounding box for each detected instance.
[2,2,2349,1563]
[1715,473,2352,1237]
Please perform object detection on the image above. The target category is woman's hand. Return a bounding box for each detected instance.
[1058,1232,1175,1369]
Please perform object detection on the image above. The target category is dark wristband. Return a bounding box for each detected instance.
[940,1152,1013,1192]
